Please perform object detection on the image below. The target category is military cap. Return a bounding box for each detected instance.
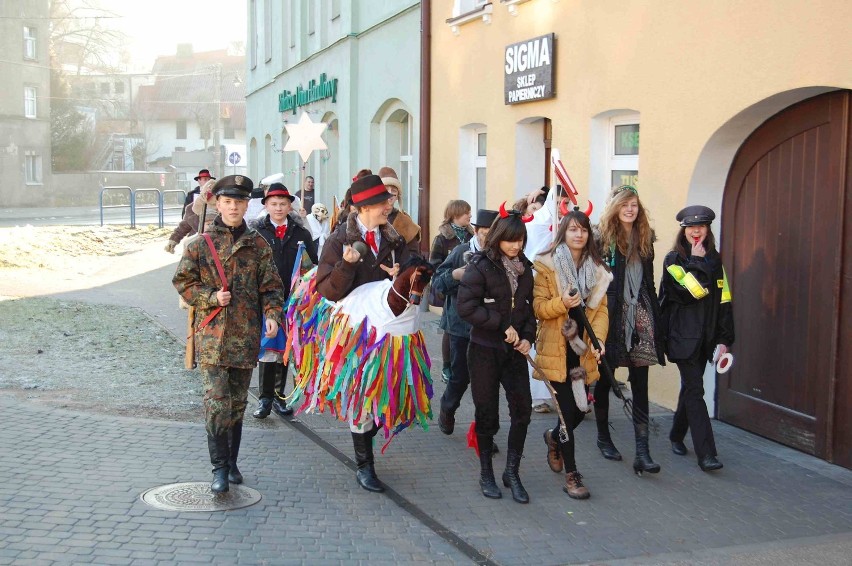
[212,174,253,200]
[676,205,715,227]
[472,209,499,228]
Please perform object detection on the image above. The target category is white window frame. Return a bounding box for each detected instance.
[607,114,640,189]
[24,86,37,118]
[25,151,42,185]
[453,0,489,17]
[23,26,37,60]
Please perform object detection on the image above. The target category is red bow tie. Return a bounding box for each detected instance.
[364,230,378,253]
[275,224,287,239]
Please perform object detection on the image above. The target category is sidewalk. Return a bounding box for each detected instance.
[2,252,851,565]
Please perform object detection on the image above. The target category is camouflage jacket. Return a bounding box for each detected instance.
[173,220,286,369]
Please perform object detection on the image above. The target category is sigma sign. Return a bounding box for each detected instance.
[504,33,555,105]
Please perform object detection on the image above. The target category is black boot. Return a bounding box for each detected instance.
[253,362,275,419]
[596,418,622,461]
[228,422,243,484]
[477,434,501,499]
[352,430,384,493]
[272,363,294,416]
[698,455,723,472]
[207,433,230,493]
[501,449,530,503]
[633,424,661,475]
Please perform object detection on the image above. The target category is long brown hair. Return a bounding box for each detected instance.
[672,225,717,258]
[483,215,527,259]
[547,210,604,267]
[598,185,653,259]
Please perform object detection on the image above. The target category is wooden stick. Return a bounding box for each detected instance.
[184,200,208,369]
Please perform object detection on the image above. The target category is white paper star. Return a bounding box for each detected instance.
[283,112,328,162]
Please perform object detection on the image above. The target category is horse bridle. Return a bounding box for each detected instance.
[390,267,426,306]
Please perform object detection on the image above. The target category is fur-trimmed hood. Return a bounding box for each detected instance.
[438,222,474,240]
[344,211,405,248]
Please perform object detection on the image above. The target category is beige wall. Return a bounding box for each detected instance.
[430,0,852,408]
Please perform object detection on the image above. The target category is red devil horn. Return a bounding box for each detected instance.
[522,214,534,223]
[583,200,594,217]
[499,201,509,218]
[559,197,569,217]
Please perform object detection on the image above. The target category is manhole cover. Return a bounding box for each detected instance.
[140,482,262,512]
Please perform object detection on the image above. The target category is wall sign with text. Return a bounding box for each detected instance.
[504,33,555,105]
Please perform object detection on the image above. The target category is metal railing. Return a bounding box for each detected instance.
[161,189,188,227]
[134,188,163,228]
[99,186,134,227]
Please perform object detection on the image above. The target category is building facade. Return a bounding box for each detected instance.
[245,0,420,215]
[430,0,852,468]
[0,0,52,206]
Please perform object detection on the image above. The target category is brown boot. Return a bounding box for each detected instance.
[544,429,563,473]
[563,471,590,500]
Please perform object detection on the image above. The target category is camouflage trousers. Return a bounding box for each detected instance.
[200,364,253,437]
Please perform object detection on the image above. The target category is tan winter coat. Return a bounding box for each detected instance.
[532,253,612,384]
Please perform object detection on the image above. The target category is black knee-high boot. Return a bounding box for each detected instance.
[596,416,622,461]
[477,434,501,499]
[207,433,230,493]
[252,362,275,419]
[228,421,243,484]
[272,362,293,416]
[352,429,384,493]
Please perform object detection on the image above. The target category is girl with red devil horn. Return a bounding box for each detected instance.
[457,206,536,503]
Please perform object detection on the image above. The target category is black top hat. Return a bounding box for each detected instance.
[676,205,715,227]
[262,182,296,204]
[472,209,499,228]
[212,175,253,200]
[194,169,216,182]
[349,174,392,207]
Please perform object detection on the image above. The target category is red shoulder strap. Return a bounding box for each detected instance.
[196,233,228,331]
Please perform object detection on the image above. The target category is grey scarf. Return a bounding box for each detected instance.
[623,255,643,351]
[552,243,597,301]
[501,255,525,296]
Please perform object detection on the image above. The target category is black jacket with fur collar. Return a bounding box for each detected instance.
[315,212,410,301]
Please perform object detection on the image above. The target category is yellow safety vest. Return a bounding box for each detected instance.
[718,268,731,304]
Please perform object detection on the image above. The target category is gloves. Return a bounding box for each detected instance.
[164,240,177,254]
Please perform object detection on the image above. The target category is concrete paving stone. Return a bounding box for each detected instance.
[89,557,134,566]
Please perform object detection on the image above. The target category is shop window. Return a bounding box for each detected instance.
[25,151,42,184]
[609,118,639,188]
[176,120,187,140]
[23,26,37,60]
[24,87,37,118]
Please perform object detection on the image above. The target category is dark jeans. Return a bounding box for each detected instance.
[671,358,717,460]
[468,342,532,453]
[549,379,587,472]
[594,365,649,425]
[441,332,451,368]
[440,334,470,414]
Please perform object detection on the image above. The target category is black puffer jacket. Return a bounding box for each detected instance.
[252,213,318,297]
[457,250,536,350]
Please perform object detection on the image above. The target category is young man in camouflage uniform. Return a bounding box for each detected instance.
[173,175,286,493]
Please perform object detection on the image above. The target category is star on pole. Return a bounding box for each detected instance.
[283,112,328,162]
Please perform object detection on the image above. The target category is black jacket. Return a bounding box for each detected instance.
[181,186,201,218]
[601,240,665,367]
[252,213,318,297]
[658,250,735,362]
[433,240,476,338]
[457,251,536,350]
[315,212,410,301]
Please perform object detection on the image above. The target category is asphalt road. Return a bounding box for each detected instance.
[0,206,183,227]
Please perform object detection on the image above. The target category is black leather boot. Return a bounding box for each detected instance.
[272,363,294,416]
[207,433,230,493]
[477,434,501,499]
[352,431,384,493]
[698,455,723,472]
[501,449,530,503]
[228,422,243,484]
[596,417,622,461]
[253,362,275,419]
[633,424,661,475]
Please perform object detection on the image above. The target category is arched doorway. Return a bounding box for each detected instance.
[719,90,852,469]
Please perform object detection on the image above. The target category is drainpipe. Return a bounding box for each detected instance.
[418,0,431,254]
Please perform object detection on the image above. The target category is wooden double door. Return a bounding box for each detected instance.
[719,90,852,469]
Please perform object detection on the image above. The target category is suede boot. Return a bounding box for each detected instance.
[544,429,563,473]
[563,470,590,499]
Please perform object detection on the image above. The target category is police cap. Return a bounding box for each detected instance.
[676,205,715,227]
[212,175,253,200]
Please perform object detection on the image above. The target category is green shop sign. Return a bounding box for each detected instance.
[278,73,338,115]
